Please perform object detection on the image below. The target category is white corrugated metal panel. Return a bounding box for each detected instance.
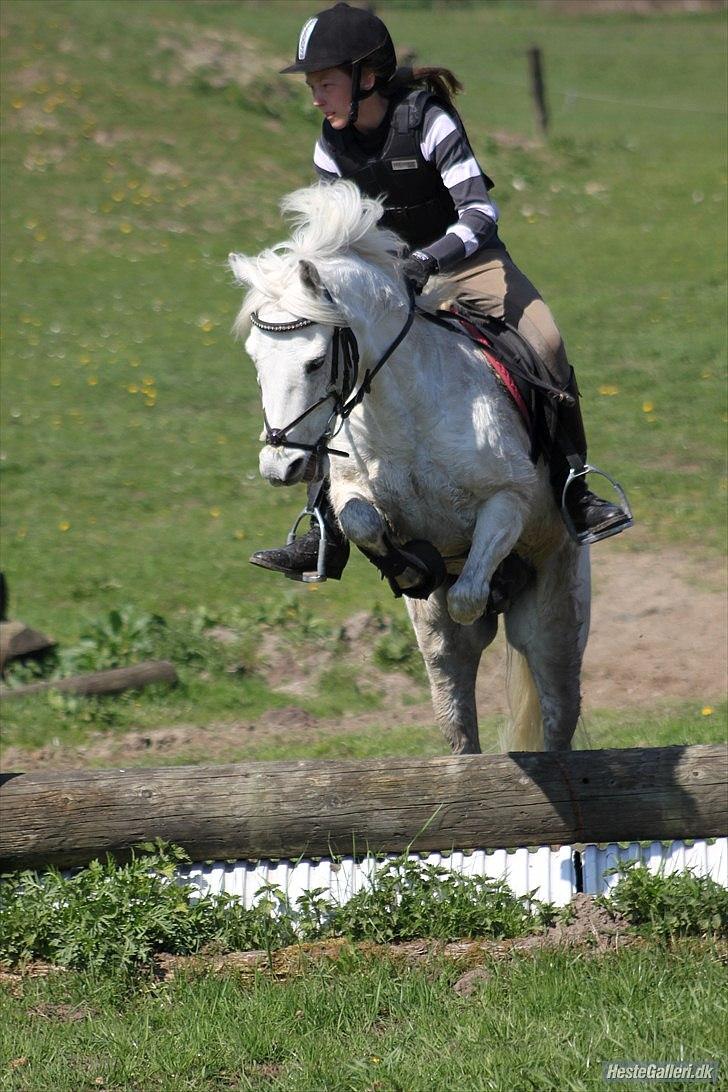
[179,839,727,915]
[582,837,728,895]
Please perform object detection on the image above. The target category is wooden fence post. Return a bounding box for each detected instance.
[528,45,549,139]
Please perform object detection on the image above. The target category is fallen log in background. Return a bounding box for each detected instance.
[0,660,178,702]
[0,620,55,673]
[1,744,725,870]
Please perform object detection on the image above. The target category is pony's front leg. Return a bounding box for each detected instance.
[407,591,498,754]
[447,490,527,626]
[336,496,428,593]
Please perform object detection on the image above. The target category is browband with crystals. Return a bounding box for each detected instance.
[249,312,316,333]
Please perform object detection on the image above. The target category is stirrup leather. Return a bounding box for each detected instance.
[284,505,329,583]
[561,464,634,546]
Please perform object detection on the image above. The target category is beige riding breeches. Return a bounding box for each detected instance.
[444,248,571,387]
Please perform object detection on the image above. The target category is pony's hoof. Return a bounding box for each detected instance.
[446,582,489,626]
[395,539,447,600]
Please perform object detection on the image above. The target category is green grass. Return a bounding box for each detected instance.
[2,841,725,1089]
[1,0,726,752]
[1,944,725,1091]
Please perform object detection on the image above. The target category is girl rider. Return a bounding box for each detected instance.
[250,2,631,583]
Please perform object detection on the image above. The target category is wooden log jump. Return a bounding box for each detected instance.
[1,744,725,871]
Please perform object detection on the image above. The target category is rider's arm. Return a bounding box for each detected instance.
[418,102,499,273]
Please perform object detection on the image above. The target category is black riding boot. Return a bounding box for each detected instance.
[249,479,350,580]
[551,372,632,543]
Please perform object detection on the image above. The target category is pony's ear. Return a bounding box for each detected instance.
[299,259,323,297]
[228,252,251,285]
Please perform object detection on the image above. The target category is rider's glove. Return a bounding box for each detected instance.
[402,250,439,294]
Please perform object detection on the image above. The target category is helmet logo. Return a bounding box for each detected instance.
[297,17,318,61]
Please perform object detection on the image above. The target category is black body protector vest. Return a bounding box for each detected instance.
[322,90,495,250]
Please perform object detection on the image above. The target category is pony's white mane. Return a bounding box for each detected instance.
[230,181,451,335]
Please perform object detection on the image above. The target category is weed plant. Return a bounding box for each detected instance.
[0,842,296,974]
[2,844,726,979]
[299,857,553,943]
[372,608,426,681]
[601,859,728,940]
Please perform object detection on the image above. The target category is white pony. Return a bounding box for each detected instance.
[230,181,590,753]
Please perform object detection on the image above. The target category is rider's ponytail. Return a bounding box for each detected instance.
[410,66,463,108]
[376,65,464,110]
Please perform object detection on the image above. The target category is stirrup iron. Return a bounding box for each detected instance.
[561,463,634,546]
[285,505,329,583]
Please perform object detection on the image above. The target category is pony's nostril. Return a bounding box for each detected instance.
[284,457,306,483]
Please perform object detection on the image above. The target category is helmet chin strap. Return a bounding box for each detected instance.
[346,60,377,126]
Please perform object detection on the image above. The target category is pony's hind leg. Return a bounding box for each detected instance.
[406,588,498,754]
[504,543,590,751]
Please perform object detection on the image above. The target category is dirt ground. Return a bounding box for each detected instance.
[150,893,640,986]
[2,538,725,771]
[10,896,726,993]
[480,538,727,715]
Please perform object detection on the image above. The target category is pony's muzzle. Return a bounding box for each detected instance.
[259,446,312,486]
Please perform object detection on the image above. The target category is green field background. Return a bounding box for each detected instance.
[1,0,726,751]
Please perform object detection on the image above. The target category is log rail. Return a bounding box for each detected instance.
[0,744,725,870]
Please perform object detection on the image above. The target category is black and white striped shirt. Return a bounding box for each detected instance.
[313,100,500,272]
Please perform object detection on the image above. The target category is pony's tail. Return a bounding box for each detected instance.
[501,645,543,752]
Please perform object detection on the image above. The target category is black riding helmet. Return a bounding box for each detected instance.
[281,2,397,125]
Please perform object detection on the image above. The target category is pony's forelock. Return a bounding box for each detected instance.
[230,181,409,337]
[280,181,405,268]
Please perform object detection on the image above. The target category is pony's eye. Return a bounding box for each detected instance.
[305,354,327,375]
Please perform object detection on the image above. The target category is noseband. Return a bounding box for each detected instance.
[250,289,415,460]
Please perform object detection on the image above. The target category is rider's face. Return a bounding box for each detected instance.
[305,67,354,129]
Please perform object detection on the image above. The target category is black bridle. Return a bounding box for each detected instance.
[250,289,416,460]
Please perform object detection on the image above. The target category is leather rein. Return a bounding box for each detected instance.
[250,289,415,460]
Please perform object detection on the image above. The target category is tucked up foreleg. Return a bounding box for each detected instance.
[447,490,527,626]
[337,496,444,596]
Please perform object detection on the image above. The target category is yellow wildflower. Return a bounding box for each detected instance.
[598,385,619,397]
